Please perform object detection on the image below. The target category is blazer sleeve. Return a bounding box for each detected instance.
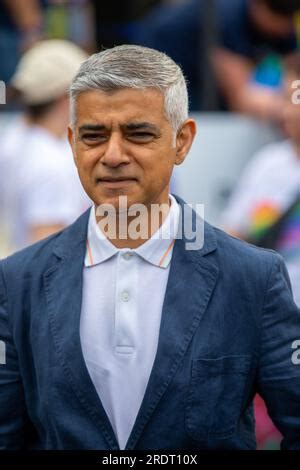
[0,262,30,449]
[257,253,300,449]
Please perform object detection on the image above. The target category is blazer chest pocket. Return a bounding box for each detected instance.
[185,355,252,442]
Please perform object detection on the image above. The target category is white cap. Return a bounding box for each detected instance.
[11,39,87,105]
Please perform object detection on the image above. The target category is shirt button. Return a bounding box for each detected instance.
[121,291,130,302]
[122,252,132,260]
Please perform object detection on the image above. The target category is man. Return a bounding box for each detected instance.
[0,40,90,252]
[0,45,300,450]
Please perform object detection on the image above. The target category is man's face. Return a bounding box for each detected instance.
[68,88,195,209]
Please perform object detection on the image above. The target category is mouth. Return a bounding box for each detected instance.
[96,177,137,187]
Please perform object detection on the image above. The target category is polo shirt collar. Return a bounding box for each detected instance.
[85,194,180,269]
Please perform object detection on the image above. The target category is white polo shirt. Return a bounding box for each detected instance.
[80,194,180,450]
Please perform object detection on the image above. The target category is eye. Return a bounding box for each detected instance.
[128,132,155,141]
[81,134,107,144]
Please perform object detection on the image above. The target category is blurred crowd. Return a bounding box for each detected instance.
[1,0,300,451]
[1,0,300,116]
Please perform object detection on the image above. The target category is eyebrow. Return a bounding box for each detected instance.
[78,124,107,134]
[123,122,160,133]
[78,122,160,134]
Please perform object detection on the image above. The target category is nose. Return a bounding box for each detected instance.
[100,133,130,168]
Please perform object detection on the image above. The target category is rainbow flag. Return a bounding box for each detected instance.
[249,201,281,240]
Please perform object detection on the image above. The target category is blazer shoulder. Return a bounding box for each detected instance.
[0,207,91,277]
[0,229,64,276]
[211,223,281,273]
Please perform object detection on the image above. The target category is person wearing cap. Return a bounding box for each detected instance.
[0,45,300,451]
[0,39,90,253]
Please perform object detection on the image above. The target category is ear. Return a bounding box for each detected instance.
[175,118,196,166]
[67,125,78,167]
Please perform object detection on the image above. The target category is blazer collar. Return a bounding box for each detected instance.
[52,208,90,260]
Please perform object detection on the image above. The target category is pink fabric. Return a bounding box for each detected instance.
[254,394,282,449]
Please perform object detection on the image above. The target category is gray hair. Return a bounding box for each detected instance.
[69,44,188,134]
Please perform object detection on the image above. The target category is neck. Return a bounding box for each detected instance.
[95,197,172,249]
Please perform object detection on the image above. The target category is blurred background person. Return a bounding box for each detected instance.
[221,55,300,306]
[220,55,300,450]
[0,0,94,86]
[43,0,94,51]
[139,0,300,116]
[0,0,43,83]
[0,40,91,253]
[213,0,300,120]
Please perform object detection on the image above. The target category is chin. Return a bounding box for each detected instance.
[94,194,137,211]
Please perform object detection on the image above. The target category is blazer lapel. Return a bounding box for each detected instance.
[125,199,220,450]
[44,209,120,450]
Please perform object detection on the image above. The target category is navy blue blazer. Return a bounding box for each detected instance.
[1,196,300,450]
